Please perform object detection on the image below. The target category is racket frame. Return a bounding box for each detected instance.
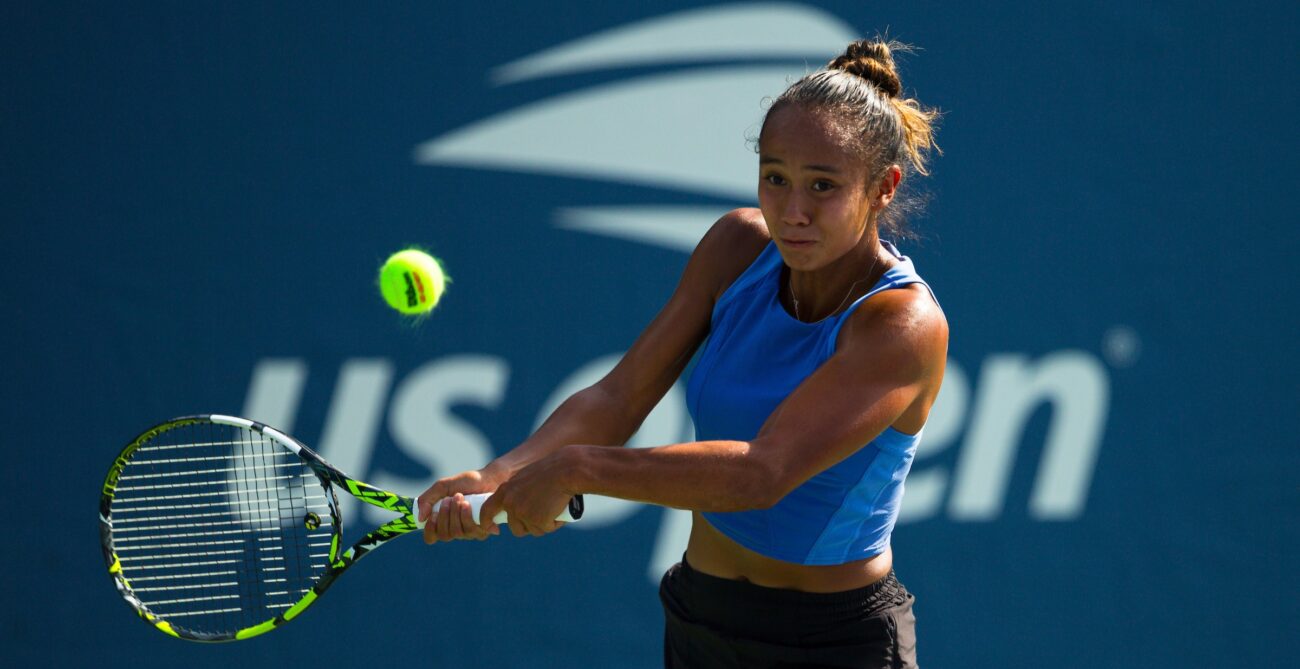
[100,414,419,642]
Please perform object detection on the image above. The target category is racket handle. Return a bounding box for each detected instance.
[416,493,583,528]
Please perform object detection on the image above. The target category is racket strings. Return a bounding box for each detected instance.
[110,422,336,636]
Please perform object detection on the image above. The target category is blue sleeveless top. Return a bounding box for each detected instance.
[686,240,937,565]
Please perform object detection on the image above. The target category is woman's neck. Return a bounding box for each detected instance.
[786,233,888,322]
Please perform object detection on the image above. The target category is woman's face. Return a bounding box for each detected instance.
[757,105,890,273]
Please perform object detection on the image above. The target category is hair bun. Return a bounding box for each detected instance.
[829,39,903,98]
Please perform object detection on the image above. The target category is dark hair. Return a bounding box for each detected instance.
[761,39,940,239]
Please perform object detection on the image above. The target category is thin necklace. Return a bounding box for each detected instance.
[790,249,881,323]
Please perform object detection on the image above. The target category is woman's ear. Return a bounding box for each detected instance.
[873,165,902,208]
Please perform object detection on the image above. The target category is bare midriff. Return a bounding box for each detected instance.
[684,512,893,593]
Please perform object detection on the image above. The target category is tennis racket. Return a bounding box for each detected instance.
[99,414,583,642]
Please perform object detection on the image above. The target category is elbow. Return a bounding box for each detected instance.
[734,455,792,511]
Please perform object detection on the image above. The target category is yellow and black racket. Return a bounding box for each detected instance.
[99,414,582,642]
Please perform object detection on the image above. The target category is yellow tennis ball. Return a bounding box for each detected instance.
[378,249,447,315]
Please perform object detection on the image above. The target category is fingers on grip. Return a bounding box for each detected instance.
[415,492,492,529]
[414,493,583,529]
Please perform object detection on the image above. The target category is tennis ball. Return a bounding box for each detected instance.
[378,248,447,315]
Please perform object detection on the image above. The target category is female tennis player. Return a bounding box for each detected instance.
[418,38,946,668]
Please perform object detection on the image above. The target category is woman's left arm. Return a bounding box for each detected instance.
[482,286,948,536]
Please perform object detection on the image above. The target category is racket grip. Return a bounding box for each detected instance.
[416,493,584,528]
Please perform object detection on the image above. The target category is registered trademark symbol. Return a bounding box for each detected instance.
[1102,325,1141,368]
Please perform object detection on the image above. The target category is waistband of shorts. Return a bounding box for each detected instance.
[673,555,907,614]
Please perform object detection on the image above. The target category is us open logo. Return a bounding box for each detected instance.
[242,4,1116,581]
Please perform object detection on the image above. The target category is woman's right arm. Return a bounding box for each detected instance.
[418,208,770,542]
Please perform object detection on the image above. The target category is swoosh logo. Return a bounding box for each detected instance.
[414,3,857,251]
[489,2,858,84]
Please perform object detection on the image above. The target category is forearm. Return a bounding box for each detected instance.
[490,384,643,477]
[564,440,778,513]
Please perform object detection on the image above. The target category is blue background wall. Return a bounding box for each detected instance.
[3,2,1297,667]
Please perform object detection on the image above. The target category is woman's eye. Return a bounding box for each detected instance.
[812,180,835,192]
[763,174,787,186]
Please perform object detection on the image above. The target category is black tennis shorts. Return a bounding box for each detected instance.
[659,558,918,668]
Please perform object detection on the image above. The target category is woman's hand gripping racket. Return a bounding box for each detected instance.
[99,414,583,642]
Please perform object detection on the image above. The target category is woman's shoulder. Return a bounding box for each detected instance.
[691,208,771,302]
[837,284,948,433]
[697,207,770,258]
[841,283,949,371]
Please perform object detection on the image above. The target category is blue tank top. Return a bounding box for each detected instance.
[686,240,937,565]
